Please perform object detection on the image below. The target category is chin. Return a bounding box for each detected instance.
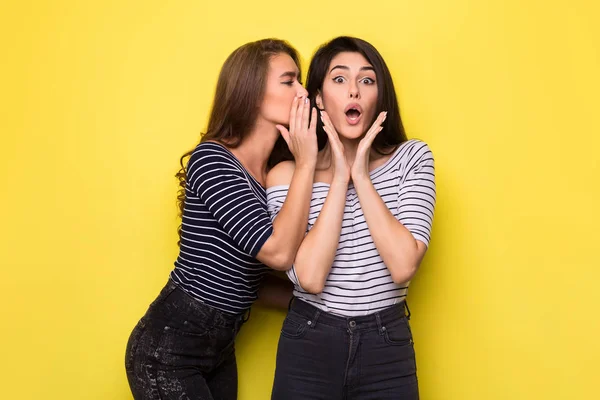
[338,124,368,140]
[273,118,290,128]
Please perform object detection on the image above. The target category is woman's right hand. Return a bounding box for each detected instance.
[320,110,350,184]
[276,96,318,169]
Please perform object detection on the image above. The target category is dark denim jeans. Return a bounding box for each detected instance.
[125,280,246,400]
[271,298,419,400]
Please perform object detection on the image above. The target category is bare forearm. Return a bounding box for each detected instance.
[262,165,315,269]
[353,176,423,284]
[273,164,314,249]
[295,181,347,293]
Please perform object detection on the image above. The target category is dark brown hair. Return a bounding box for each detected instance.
[309,36,408,154]
[176,39,301,243]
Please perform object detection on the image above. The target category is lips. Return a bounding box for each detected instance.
[344,103,362,125]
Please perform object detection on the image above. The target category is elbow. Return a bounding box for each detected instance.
[269,254,294,271]
[296,271,325,294]
[390,263,419,285]
[388,249,424,284]
[259,240,296,271]
[301,281,325,295]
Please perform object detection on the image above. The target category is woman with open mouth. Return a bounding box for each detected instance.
[267,36,436,399]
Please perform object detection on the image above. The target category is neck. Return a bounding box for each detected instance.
[339,136,360,169]
[230,118,279,185]
[320,136,382,171]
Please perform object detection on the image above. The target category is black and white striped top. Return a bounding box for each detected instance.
[267,139,436,317]
[170,142,273,315]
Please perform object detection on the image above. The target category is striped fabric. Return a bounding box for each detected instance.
[267,139,436,317]
[170,142,273,315]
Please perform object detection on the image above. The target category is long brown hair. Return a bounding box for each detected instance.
[176,39,301,244]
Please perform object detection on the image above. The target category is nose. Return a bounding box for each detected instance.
[296,82,308,98]
[349,84,360,99]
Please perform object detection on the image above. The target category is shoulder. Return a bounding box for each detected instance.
[397,139,432,157]
[395,139,434,167]
[188,141,240,172]
[193,141,233,159]
[266,160,296,189]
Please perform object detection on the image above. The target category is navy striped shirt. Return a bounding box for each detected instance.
[267,139,436,316]
[170,142,273,315]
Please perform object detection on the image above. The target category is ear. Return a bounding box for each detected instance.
[315,91,324,110]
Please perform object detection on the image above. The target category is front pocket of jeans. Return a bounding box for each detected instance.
[280,316,308,339]
[383,331,413,346]
[383,318,413,346]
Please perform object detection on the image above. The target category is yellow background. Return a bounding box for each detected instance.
[2,0,599,399]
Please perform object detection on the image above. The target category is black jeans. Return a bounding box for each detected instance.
[125,280,246,400]
[271,298,419,400]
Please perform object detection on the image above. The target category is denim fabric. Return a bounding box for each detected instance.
[271,298,419,400]
[125,280,246,400]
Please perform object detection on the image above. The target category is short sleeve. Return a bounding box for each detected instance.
[396,141,436,247]
[187,144,273,256]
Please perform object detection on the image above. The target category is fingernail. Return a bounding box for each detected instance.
[304,97,309,104]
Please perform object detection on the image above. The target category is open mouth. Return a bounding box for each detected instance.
[346,108,361,120]
[344,104,363,125]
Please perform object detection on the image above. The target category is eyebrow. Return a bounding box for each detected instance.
[329,65,375,73]
[279,71,298,79]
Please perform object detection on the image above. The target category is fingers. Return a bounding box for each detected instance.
[367,112,387,138]
[275,125,290,147]
[321,111,342,145]
[351,112,386,160]
[300,97,310,131]
[359,127,382,152]
[320,111,334,135]
[308,107,317,134]
[360,111,387,147]
[320,111,334,139]
[289,96,299,136]
[290,96,309,136]
[285,97,318,163]
[320,111,344,156]
[321,121,336,144]
[294,96,306,134]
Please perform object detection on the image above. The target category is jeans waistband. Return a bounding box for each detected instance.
[151,279,249,330]
[289,297,410,332]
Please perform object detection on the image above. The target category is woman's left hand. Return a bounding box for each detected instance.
[351,111,387,181]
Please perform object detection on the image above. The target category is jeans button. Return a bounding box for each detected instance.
[349,320,356,328]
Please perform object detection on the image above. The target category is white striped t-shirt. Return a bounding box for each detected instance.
[267,139,436,317]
